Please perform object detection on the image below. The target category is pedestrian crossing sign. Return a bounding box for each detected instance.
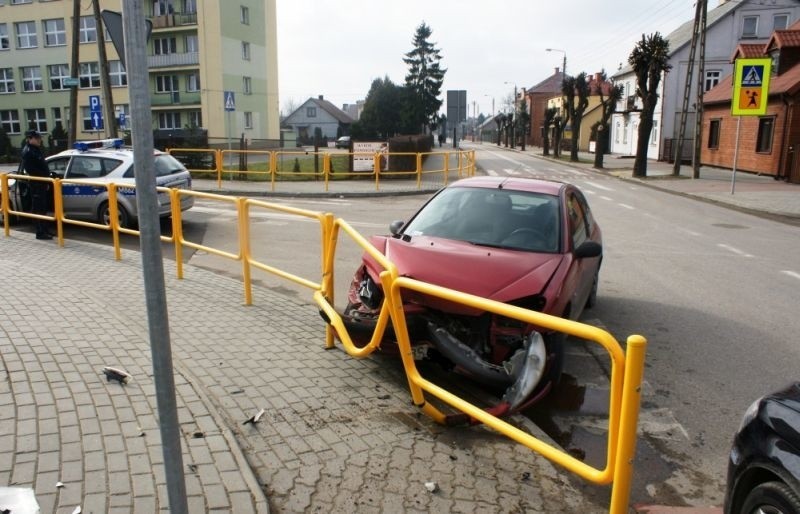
[224,91,235,112]
[732,58,771,116]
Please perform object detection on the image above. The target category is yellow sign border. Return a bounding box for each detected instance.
[732,58,772,116]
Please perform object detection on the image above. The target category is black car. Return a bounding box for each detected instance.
[725,382,800,514]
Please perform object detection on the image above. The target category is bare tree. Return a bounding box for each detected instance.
[281,97,300,117]
[592,71,623,169]
[629,32,671,177]
[562,73,591,162]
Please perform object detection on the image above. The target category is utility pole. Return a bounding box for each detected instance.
[68,0,80,146]
[93,0,117,138]
[692,1,708,178]
[673,0,707,176]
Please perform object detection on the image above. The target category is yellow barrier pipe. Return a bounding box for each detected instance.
[609,335,648,513]
[106,183,121,260]
[416,153,422,189]
[321,213,336,349]
[51,179,64,245]
[374,154,380,191]
[1,174,9,236]
[323,153,330,192]
[238,197,253,306]
[170,189,185,279]
[444,151,450,185]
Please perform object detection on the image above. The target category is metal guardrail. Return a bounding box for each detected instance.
[167,148,477,192]
[0,173,645,513]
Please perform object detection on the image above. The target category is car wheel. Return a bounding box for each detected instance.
[741,481,800,514]
[98,201,130,229]
[585,270,599,309]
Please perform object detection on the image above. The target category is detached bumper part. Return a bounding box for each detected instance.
[426,322,548,412]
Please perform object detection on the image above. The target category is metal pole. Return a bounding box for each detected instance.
[68,0,80,146]
[120,2,188,513]
[227,110,232,169]
[731,116,741,194]
[93,0,117,138]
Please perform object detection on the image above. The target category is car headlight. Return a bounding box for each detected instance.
[737,398,761,433]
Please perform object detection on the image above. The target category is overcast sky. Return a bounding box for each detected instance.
[276,0,697,117]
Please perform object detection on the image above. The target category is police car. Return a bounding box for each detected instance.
[11,138,194,228]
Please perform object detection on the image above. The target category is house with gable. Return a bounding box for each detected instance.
[282,95,355,143]
[522,67,565,148]
[610,0,800,161]
[701,21,800,182]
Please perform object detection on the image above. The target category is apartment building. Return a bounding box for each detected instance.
[0,0,279,144]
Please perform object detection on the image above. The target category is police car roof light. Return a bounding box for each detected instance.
[73,138,125,151]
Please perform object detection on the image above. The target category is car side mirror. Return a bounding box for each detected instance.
[574,240,602,259]
[389,220,405,235]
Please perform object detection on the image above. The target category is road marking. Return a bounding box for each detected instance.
[503,168,521,175]
[485,169,499,176]
[600,195,613,201]
[717,243,754,258]
[618,203,635,210]
[781,270,800,281]
[677,228,701,237]
[188,205,386,228]
[583,180,614,191]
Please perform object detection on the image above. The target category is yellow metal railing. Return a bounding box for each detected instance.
[0,172,645,513]
[166,147,476,192]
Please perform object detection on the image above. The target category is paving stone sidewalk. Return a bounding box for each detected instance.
[0,235,608,513]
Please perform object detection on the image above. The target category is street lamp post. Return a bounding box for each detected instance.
[546,48,567,79]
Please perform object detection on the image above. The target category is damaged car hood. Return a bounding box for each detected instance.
[369,235,563,301]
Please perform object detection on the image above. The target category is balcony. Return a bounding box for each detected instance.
[147,52,199,69]
[151,91,201,107]
[151,12,198,29]
[624,95,639,112]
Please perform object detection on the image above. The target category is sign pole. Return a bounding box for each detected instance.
[731,116,741,194]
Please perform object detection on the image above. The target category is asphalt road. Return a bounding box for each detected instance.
[35,146,800,508]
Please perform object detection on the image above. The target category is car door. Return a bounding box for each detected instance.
[563,188,598,318]
[62,155,107,217]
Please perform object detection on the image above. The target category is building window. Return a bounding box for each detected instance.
[240,6,250,24]
[743,16,758,38]
[158,111,181,129]
[80,106,93,131]
[623,120,629,144]
[21,66,42,92]
[242,41,250,60]
[109,61,127,87]
[0,68,14,93]
[307,107,317,118]
[244,111,252,129]
[183,0,197,14]
[614,121,620,143]
[79,16,96,44]
[156,74,179,93]
[0,24,8,50]
[48,64,69,90]
[154,37,177,55]
[11,0,33,3]
[243,76,251,95]
[756,117,775,153]
[185,34,198,53]
[708,119,721,149]
[52,107,63,129]
[650,126,658,145]
[774,14,789,31]
[25,108,46,133]
[152,0,173,16]
[79,62,100,88]
[43,18,66,47]
[187,110,201,128]
[186,71,200,92]
[704,70,721,92]
[0,110,21,134]
[15,21,37,49]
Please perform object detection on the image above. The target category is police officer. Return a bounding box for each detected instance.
[20,130,53,240]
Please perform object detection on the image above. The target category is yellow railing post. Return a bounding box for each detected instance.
[323,153,331,192]
[270,151,277,192]
[416,152,422,189]
[170,188,185,279]
[215,149,222,188]
[609,334,648,513]
[1,174,8,236]
[52,178,64,245]
[238,197,253,305]
[107,183,121,260]
[321,212,336,349]
[444,152,450,185]
[374,153,380,191]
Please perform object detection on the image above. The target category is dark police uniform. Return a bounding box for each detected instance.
[20,130,53,239]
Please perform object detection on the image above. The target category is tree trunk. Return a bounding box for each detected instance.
[594,127,606,169]
[543,127,550,156]
[570,118,580,162]
[633,116,654,177]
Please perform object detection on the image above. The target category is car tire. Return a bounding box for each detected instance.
[740,481,800,514]
[98,201,130,229]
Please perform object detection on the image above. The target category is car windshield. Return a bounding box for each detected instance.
[402,186,561,253]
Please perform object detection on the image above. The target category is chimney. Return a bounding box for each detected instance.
[318,95,324,100]
[555,67,560,75]
[595,72,602,83]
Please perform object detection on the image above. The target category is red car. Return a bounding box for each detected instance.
[340,176,602,416]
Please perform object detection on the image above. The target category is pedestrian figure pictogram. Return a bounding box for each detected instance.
[741,65,763,86]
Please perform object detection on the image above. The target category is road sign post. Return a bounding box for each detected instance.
[730,58,772,193]
[224,91,235,169]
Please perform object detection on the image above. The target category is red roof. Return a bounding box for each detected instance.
[731,43,767,60]
[704,64,800,105]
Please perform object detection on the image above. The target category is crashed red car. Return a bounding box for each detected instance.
[340,176,602,416]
